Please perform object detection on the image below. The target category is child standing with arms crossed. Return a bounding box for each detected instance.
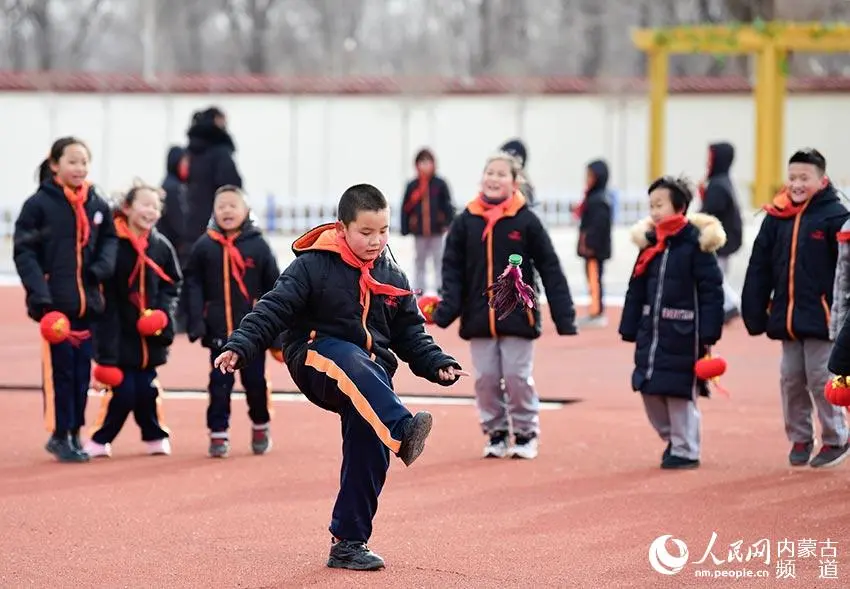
[85,183,182,457]
[13,137,118,463]
[742,149,850,468]
[184,186,281,458]
[431,152,577,460]
[214,184,466,571]
[619,176,725,470]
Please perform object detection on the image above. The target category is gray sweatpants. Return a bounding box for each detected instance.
[641,395,701,460]
[469,337,539,436]
[780,340,848,446]
[717,256,741,314]
[414,235,443,294]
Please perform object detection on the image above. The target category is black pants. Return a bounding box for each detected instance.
[291,337,413,542]
[207,350,271,433]
[585,258,605,317]
[41,318,92,437]
[90,368,170,444]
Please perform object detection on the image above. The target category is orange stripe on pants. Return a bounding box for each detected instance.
[304,349,402,454]
[586,259,602,317]
[41,339,55,433]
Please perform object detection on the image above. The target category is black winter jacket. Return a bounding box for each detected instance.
[400,175,455,237]
[184,218,281,351]
[222,224,460,385]
[619,213,726,398]
[432,193,577,339]
[94,220,182,369]
[13,180,118,322]
[184,118,242,247]
[742,185,849,342]
[157,146,188,267]
[577,160,613,261]
[700,142,743,258]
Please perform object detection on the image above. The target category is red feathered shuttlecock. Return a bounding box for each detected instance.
[484,254,536,320]
[92,364,124,388]
[39,311,91,347]
[695,351,730,398]
[417,295,440,324]
[137,309,168,336]
[825,376,850,407]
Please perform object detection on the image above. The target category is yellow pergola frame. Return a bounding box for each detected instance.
[632,22,850,206]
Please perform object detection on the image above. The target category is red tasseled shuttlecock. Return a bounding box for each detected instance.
[825,376,850,407]
[39,311,91,347]
[484,254,536,320]
[417,295,440,324]
[92,364,124,388]
[695,351,730,398]
[137,309,169,336]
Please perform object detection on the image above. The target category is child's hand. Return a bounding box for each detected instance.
[437,365,469,381]
[214,350,240,373]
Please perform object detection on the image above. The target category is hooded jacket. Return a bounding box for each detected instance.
[222,223,459,385]
[157,146,188,265]
[184,113,242,248]
[742,185,849,342]
[618,213,726,398]
[700,142,743,257]
[184,216,280,351]
[576,159,613,261]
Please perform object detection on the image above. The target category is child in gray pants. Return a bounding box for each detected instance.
[619,177,726,470]
[742,148,850,468]
[432,152,577,459]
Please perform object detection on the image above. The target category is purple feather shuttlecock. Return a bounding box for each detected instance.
[485,254,536,320]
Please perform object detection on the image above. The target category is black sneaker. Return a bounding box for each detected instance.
[45,435,90,463]
[661,454,700,469]
[810,443,850,468]
[397,411,433,466]
[327,538,385,571]
[789,441,814,466]
[662,442,672,463]
[69,430,90,460]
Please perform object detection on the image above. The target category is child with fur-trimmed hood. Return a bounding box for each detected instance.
[618,176,725,470]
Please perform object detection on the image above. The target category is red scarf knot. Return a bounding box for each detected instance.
[207,230,250,301]
[477,192,518,242]
[334,234,412,305]
[632,215,689,278]
[403,173,432,214]
[116,216,174,310]
[56,177,91,249]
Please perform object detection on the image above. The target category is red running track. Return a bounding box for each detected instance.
[0,285,848,588]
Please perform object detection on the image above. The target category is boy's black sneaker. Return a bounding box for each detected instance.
[661,454,699,469]
[397,411,433,466]
[327,538,385,571]
[45,435,90,463]
[810,443,850,468]
[662,442,672,463]
[789,441,813,466]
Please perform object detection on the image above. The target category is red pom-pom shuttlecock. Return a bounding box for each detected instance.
[39,311,91,347]
[92,364,124,388]
[695,356,727,380]
[484,254,536,320]
[825,376,850,407]
[417,295,440,324]
[137,309,168,336]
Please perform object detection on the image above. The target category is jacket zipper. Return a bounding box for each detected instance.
[691,285,700,395]
[645,247,670,381]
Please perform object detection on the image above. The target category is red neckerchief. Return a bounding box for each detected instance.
[633,214,689,278]
[333,233,412,305]
[763,188,808,219]
[403,173,432,214]
[115,215,174,310]
[477,192,517,242]
[207,229,250,301]
[574,173,597,220]
[55,177,91,248]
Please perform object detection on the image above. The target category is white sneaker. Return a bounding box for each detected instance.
[509,435,539,459]
[83,440,112,458]
[483,435,509,458]
[146,438,171,456]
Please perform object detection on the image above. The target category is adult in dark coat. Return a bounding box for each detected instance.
[184,107,242,249]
